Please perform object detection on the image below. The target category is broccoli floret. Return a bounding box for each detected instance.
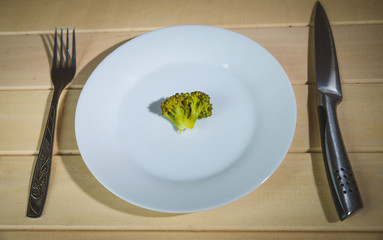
[161,91,213,133]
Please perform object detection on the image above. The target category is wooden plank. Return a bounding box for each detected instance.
[293,84,383,153]
[1,230,382,240]
[0,90,77,155]
[0,153,382,231]
[1,25,382,89]
[1,84,382,155]
[0,31,144,90]
[0,0,383,33]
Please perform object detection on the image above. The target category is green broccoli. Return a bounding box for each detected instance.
[161,91,213,133]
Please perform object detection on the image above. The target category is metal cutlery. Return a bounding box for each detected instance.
[314,2,363,220]
[27,27,76,218]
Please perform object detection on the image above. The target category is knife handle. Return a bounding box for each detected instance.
[317,94,363,220]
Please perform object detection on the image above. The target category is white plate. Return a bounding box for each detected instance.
[75,25,296,213]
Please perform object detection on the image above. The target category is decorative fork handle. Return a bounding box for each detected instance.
[27,90,61,218]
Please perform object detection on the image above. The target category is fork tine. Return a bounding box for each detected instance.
[60,27,63,67]
[66,27,69,67]
[52,28,57,70]
[72,27,76,68]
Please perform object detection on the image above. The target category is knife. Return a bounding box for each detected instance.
[314,1,363,220]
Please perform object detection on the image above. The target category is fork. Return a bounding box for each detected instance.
[27,27,76,218]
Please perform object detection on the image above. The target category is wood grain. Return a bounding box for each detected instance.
[1,84,382,155]
[1,25,382,90]
[0,153,381,231]
[1,0,383,33]
[0,1,382,238]
[1,231,382,240]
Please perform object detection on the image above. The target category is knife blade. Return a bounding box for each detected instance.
[314,1,363,220]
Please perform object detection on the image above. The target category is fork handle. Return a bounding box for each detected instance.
[27,90,61,218]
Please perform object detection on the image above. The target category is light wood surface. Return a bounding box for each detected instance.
[1,84,382,155]
[0,0,382,239]
[0,154,382,231]
[1,0,383,33]
[1,25,383,89]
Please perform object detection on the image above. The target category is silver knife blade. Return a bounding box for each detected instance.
[315,2,342,99]
[314,1,363,221]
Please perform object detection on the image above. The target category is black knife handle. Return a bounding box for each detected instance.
[317,94,363,220]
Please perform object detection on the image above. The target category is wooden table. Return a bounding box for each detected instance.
[1,0,382,239]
